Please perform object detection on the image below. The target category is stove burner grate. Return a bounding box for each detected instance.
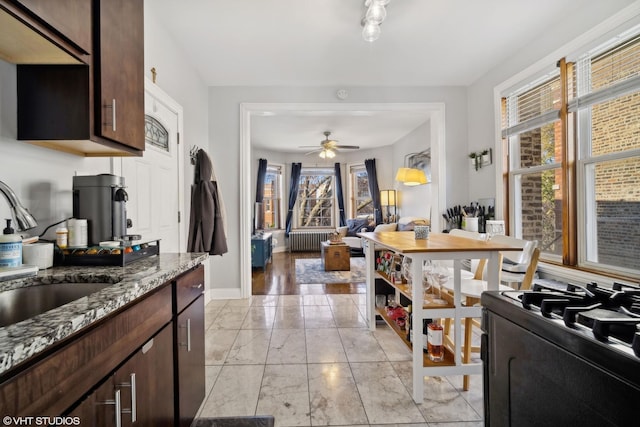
[515,280,640,356]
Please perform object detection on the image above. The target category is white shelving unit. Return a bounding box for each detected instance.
[359,231,519,403]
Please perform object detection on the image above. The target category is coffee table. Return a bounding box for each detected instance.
[320,241,350,271]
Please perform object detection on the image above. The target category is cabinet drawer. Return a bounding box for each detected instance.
[174,265,204,314]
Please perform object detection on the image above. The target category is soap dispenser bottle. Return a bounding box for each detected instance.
[0,219,22,267]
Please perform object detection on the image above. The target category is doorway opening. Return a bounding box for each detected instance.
[240,102,446,299]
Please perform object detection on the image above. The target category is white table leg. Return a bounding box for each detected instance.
[486,251,500,291]
[364,239,376,331]
[411,254,424,403]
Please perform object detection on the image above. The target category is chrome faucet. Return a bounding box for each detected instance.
[0,180,38,231]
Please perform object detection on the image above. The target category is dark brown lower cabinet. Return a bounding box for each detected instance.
[68,323,174,426]
[0,264,205,425]
[175,293,205,427]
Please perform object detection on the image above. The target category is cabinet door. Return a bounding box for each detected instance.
[251,238,264,268]
[114,323,174,427]
[95,0,144,150]
[13,0,92,53]
[265,235,272,262]
[67,375,119,427]
[67,324,174,427]
[175,294,205,427]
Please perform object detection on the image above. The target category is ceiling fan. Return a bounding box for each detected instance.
[299,131,360,158]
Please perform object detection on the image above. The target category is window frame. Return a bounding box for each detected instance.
[501,27,640,280]
[294,167,336,229]
[347,163,373,219]
[262,163,283,230]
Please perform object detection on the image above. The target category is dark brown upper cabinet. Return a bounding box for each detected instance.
[0,1,87,64]
[8,0,145,156]
[93,0,144,152]
[12,0,92,55]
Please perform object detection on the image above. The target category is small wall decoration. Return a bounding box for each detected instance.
[469,148,492,171]
[407,149,431,181]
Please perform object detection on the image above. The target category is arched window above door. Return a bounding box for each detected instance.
[144,115,169,152]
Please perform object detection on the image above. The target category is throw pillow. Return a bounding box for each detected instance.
[374,223,397,232]
[397,217,430,231]
[346,218,369,236]
[336,226,348,238]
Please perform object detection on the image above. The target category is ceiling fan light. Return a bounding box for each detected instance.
[319,150,327,159]
[362,21,380,42]
[326,149,336,159]
[366,3,386,24]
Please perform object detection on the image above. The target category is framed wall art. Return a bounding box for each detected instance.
[406,149,431,181]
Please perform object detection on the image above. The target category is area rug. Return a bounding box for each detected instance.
[191,416,275,427]
[295,257,366,284]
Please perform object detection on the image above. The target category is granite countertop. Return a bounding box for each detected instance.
[0,252,208,376]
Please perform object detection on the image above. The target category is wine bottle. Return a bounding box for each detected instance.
[427,321,444,362]
[422,318,433,352]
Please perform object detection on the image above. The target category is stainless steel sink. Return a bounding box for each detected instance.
[0,282,113,327]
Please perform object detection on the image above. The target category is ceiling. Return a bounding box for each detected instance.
[150,0,588,153]
[250,109,431,154]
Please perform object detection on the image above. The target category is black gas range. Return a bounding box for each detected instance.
[481,280,640,427]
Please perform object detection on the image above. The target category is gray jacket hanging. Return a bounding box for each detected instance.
[187,149,228,255]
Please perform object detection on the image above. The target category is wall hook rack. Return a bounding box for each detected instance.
[189,146,200,165]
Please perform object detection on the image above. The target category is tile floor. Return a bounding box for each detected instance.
[196,294,484,427]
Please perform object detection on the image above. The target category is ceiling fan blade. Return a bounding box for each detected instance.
[335,145,360,150]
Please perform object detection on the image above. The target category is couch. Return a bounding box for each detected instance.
[337,216,430,256]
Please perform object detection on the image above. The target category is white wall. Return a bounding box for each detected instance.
[211,86,467,294]
[391,121,433,222]
[144,2,209,209]
[144,2,214,299]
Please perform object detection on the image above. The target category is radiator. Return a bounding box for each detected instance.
[288,231,332,252]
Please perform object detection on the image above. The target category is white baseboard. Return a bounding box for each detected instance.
[206,287,244,300]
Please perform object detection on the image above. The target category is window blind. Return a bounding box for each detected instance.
[502,74,561,138]
[569,33,640,111]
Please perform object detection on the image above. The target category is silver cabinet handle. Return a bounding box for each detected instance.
[180,318,192,352]
[187,318,192,352]
[99,389,122,427]
[119,373,137,423]
[191,283,203,289]
[112,99,117,131]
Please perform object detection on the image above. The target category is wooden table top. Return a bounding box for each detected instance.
[357,231,523,254]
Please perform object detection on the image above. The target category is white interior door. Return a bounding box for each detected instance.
[120,80,184,252]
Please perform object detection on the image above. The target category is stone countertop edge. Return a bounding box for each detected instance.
[0,252,209,376]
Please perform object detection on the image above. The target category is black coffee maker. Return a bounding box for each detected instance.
[72,174,133,245]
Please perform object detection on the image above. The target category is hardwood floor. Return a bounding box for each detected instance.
[251,251,366,295]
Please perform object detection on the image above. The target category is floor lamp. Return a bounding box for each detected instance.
[380,189,396,223]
